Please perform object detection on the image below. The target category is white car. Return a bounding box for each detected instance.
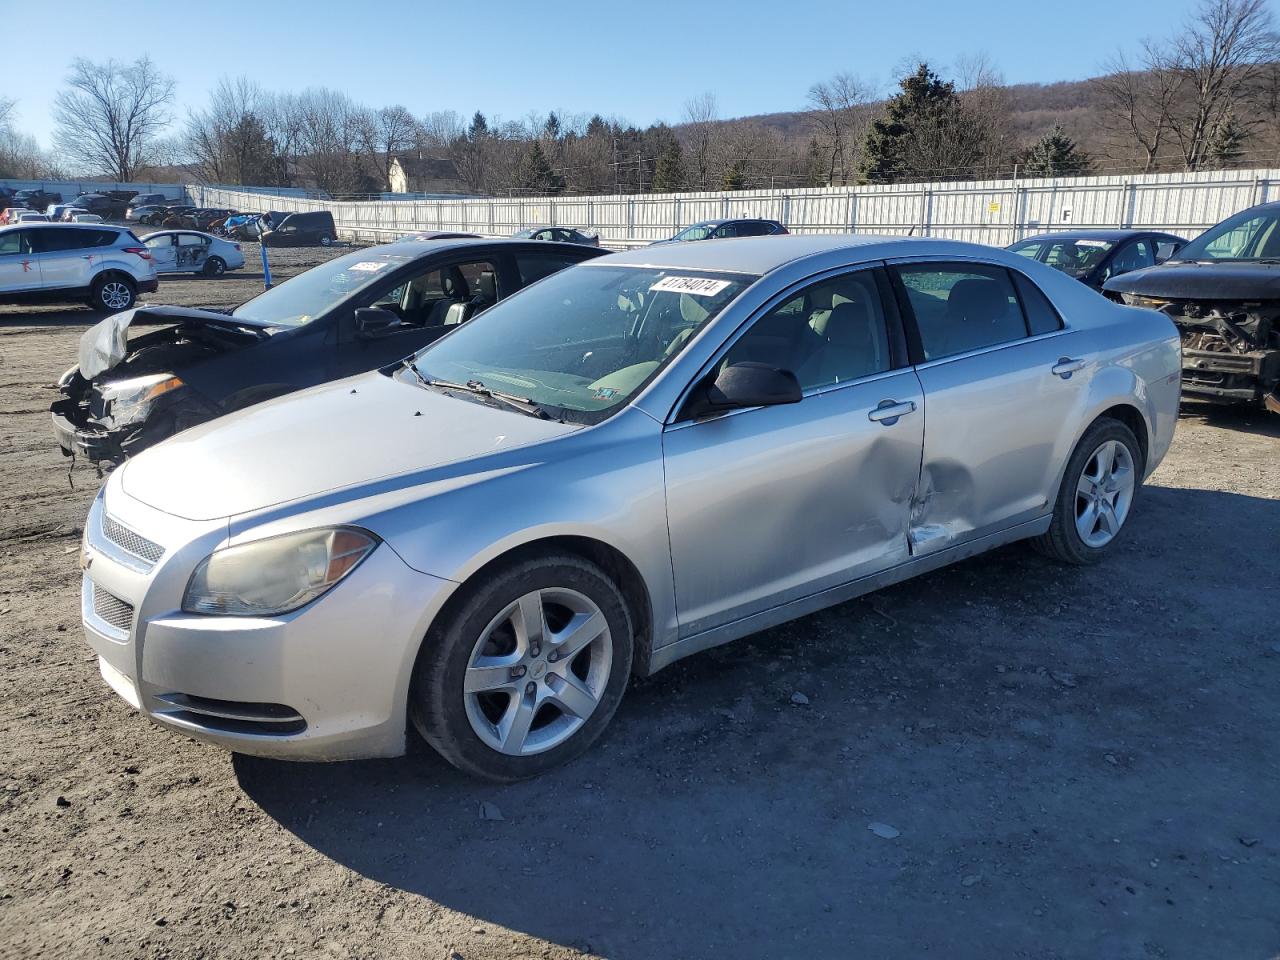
[60,207,90,222]
[0,223,158,310]
[16,212,50,223]
[143,230,245,276]
[72,213,105,224]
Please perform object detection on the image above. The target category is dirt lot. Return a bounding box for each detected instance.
[1,248,1278,960]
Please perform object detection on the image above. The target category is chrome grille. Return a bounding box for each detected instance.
[101,514,164,565]
[92,585,135,632]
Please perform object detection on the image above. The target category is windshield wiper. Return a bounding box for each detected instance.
[408,369,554,420]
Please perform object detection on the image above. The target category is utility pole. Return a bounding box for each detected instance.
[637,153,643,194]
[613,138,619,195]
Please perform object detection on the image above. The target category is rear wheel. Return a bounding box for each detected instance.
[89,275,136,312]
[410,554,633,781]
[202,256,226,277]
[318,232,333,247]
[1032,417,1144,565]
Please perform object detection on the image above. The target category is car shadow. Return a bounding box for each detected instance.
[1180,400,1280,438]
[234,485,1280,958]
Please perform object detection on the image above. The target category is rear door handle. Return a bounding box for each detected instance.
[867,399,917,424]
[1052,357,1085,379]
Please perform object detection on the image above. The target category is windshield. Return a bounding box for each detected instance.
[673,223,715,241]
[1175,206,1280,261]
[1010,237,1114,277]
[407,265,755,423]
[231,249,411,327]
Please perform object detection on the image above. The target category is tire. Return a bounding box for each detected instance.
[202,257,226,277]
[410,553,634,781]
[1031,417,1144,565]
[318,232,333,247]
[88,275,136,312]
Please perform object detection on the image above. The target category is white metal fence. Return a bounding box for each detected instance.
[0,179,186,200]
[189,167,1277,249]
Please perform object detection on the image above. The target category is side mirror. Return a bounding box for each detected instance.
[687,362,802,418]
[354,306,402,339]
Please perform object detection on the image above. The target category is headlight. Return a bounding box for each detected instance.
[182,527,379,616]
[100,373,184,420]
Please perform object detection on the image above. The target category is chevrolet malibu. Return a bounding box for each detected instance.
[79,236,1181,780]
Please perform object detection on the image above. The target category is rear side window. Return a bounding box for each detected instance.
[895,263,1026,361]
[31,228,113,252]
[735,221,774,237]
[1011,271,1064,336]
[516,252,587,285]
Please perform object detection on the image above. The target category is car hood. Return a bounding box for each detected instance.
[119,371,579,521]
[79,306,275,378]
[1103,261,1280,300]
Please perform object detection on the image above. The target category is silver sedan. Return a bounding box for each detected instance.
[77,235,1181,780]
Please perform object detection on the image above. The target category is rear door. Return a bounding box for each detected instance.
[889,258,1092,554]
[176,232,211,271]
[29,228,95,290]
[0,229,41,292]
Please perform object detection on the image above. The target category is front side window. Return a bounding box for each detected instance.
[1177,207,1280,261]
[0,230,29,255]
[376,259,500,327]
[178,233,207,247]
[896,263,1026,361]
[409,266,754,422]
[722,270,892,391]
[145,234,174,250]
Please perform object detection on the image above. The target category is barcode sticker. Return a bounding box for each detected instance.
[649,276,731,296]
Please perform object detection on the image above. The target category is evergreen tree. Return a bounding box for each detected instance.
[515,141,564,194]
[1206,109,1246,169]
[651,138,687,192]
[1020,124,1091,177]
[467,111,489,141]
[722,158,748,191]
[860,63,961,182]
[543,111,562,142]
[803,136,827,187]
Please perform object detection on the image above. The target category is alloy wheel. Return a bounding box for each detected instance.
[101,282,132,310]
[1074,439,1136,548]
[463,588,612,756]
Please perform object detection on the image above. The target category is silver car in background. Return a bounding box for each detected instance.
[78,236,1180,780]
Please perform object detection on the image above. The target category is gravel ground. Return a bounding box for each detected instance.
[1,248,1278,960]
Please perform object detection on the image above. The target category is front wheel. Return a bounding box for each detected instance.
[89,275,136,312]
[1031,417,1144,565]
[410,554,633,781]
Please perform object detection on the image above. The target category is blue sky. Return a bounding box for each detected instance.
[5,0,1203,149]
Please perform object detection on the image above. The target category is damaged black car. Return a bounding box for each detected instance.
[1104,201,1280,413]
[51,238,604,465]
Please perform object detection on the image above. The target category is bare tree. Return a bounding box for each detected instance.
[1095,44,1185,171]
[956,53,1017,177]
[0,97,14,129]
[183,77,276,184]
[681,92,720,190]
[362,104,419,190]
[52,57,175,180]
[1167,0,1279,169]
[292,88,377,195]
[806,72,873,184]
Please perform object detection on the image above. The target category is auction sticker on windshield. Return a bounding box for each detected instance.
[350,261,391,273]
[1075,240,1110,248]
[650,276,732,296]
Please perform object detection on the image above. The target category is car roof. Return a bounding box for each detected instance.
[1013,229,1180,242]
[594,233,996,275]
[363,237,599,259]
[0,222,127,233]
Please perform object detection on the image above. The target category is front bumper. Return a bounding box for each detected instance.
[1181,345,1280,404]
[80,482,456,760]
[51,400,125,463]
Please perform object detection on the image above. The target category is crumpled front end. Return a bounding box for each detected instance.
[51,310,267,465]
[1118,294,1280,412]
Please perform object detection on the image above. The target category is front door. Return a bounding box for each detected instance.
[890,259,1092,554]
[663,267,925,637]
[0,229,41,292]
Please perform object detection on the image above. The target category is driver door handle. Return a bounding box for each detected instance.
[1052,357,1085,378]
[867,399,917,424]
